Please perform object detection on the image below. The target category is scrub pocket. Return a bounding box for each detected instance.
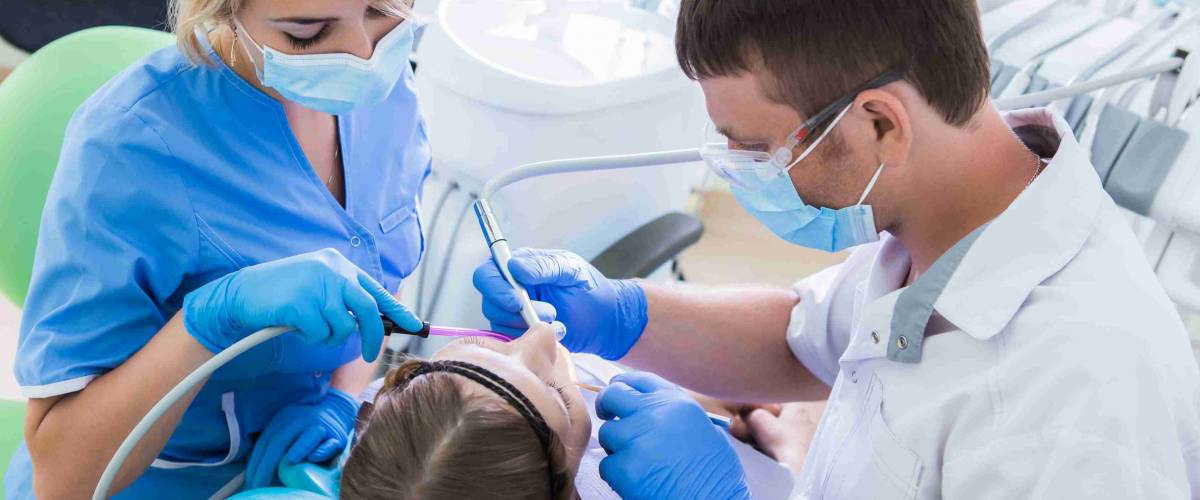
[378,204,425,281]
[865,399,924,499]
[825,375,924,499]
[151,392,242,469]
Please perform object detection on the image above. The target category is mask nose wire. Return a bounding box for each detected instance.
[856,162,886,206]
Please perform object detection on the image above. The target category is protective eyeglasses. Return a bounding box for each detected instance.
[700,66,908,192]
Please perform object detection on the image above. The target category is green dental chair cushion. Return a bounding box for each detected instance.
[0,26,172,307]
[0,400,25,478]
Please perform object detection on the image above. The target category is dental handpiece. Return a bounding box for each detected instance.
[473,199,544,330]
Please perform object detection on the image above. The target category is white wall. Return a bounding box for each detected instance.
[0,30,27,400]
[0,296,21,401]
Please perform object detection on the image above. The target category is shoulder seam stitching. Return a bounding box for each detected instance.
[126,109,202,273]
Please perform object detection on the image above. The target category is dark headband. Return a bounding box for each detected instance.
[378,360,563,496]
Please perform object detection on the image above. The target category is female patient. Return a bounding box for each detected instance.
[341,323,804,499]
[342,323,592,499]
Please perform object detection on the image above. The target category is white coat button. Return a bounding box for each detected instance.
[850,370,858,383]
[897,336,909,350]
[350,236,362,247]
[871,331,880,344]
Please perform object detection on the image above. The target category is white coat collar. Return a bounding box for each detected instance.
[934,108,1107,341]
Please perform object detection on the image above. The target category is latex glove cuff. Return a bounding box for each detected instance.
[602,279,649,361]
[182,276,242,353]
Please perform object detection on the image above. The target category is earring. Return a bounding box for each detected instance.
[230,27,239,65]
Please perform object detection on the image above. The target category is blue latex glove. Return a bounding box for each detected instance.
[596,372,752,500]
[245,388,359,489]
[184,248,421,362]
[472,248,648,360]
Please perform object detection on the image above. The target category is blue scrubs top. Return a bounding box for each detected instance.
[6,33,430,498]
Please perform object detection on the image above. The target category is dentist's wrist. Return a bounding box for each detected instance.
[605,279,649,360]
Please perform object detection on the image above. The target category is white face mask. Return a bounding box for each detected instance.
[234,19,418,115]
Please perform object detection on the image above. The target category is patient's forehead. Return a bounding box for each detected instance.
[431,345,572,431]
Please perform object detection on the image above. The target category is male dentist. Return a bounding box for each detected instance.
[474,0,1200,497]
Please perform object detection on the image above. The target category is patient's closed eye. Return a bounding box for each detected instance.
[546,381,574,410]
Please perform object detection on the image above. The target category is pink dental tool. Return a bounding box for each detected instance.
[382,318,512,343]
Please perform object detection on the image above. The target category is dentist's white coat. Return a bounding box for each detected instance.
[786,109,1200,499]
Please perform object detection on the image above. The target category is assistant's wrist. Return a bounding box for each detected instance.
[324,387,362,421]
[326,387,360,409]
[182,274,243,353]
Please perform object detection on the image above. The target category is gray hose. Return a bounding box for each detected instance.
[416,181,459,318]
[425,194,477,322]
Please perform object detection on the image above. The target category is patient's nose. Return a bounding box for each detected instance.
[512,323,558,375]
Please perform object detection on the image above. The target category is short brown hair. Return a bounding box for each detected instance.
[341,359,575,500]
[676,0,991,127]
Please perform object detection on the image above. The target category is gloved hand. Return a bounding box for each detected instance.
[596,372,752,500]
[472,248,648,360]
[184,248,421,362]
[245,388,359,489]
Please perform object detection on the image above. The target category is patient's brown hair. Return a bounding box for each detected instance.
[341,359,576,499]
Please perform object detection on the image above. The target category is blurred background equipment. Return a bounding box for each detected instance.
[0,0,168,54]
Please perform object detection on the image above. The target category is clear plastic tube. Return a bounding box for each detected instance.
[428,325,513,343]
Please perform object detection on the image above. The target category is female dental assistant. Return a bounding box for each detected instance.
[6,0,430,497]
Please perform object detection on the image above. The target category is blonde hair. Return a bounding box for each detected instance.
[168,0,416,65]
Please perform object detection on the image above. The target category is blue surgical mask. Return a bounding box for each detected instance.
[235,19,416,115]
[731,161,885,253]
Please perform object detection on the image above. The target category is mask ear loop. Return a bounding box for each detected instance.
[231,19,268,81]
[856,162,886,206]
